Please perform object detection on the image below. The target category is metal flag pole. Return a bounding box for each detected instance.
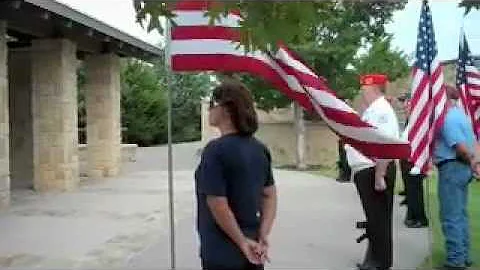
[425,159,433,270]
[165,18,176,270]
[426,2,434,267]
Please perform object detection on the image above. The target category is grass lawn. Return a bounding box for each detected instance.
[420,175,480,269]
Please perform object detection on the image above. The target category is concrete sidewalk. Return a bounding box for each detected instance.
[127,170,429,270]
[0,143,429,269]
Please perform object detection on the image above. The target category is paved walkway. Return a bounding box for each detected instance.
[0,142,429,269]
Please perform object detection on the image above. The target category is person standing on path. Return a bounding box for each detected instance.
[397,93,409,207]
[336,138,352,183]
[195,81,277,270]
[397,93,429,228]
[433,84,479,270]
[347,74,400,270]
[336,98,352,183]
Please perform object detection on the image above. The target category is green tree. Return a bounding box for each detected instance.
[144,1,405,109]
[353,36,410,86]
[121,60,212,145]
[216,71,292,112]
[235,36,408,111]
[133,1,409,170]
[133,1,409,168]
[121,59,167,146]
[165,69,213,143]
[134,1,406,52]
[77,59,211,146]
[228,36,409,114]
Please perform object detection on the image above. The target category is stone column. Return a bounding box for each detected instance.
[31,39,79,192]
[8,49,33,190]
[85,54,121,178]
[0,21,10,208]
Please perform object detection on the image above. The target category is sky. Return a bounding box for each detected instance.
[55,0,162,45]
[56,0,480,61]
[386,0,480,61]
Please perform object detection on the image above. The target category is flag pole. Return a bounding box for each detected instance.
[427,2,434,267]
[165,18,176,270]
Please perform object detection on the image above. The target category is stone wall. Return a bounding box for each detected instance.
[255,122,338,167]
[31,39,79,192]
[85,54,121,178]
[201,100,339,166]
[0,21,9,208]
[78,144,136,177]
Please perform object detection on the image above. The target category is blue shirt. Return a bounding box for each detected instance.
[195,134,274,267]
[434,106,476,164]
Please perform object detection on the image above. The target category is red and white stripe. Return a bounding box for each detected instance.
[171,2,313,111]
[458,84,470,118]
[170,1,410,159]
[463,65,480,137]
[406,58,447,174]
[273,45,410,158]
[467,65,480,98]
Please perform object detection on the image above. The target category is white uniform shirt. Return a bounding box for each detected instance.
[346,96,401,173]
[361,96,400,139]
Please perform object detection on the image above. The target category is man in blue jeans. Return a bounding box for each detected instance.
[434,85,479,270]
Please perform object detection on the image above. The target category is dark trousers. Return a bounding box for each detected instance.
[354,162,396,268]
[337,140,351,180]
[202,261,264,270]
[400,160,427,223]
[401,164,407,193]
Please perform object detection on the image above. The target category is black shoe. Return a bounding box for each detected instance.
[336,175,350,183]
[435,264,466,270]
[404,219,416,227]
[356,263,388,270]
[406,221,429,228]
[356,262,379,270]
[405,219,429,228]
[419,219,429,227]
[399,190,407,196]
[465,260,473,268]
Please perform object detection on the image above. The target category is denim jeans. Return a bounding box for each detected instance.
[437,161,472,267]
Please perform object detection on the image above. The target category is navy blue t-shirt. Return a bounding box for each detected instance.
[195,134,275,267]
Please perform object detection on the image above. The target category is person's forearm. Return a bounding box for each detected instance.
[456,143,474,165]
[207,196,246,247]
[260,186,277,238]
[375,159,390,178]
[374,159,390,191]
[475,143,480,162]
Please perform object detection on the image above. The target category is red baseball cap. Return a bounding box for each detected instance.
[360,74,388,87]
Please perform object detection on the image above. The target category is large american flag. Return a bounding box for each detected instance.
[170,1,410,159]
[456,30,480,138]
[170,1,313,110]
[405,0,447,174]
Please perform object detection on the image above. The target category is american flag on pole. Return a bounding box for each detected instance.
[456,30,480,138]
[272,44,409,159]
[405,0,447,174]
[170,1,313,111]
[170,1,410,159]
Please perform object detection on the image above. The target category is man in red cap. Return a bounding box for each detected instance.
[347,74,400,270]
